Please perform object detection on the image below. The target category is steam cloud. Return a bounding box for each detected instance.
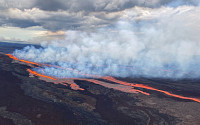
[13,5,200,79]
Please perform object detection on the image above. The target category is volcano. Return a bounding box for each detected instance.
[0,42,200,125]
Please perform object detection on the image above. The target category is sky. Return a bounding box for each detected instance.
[0,0,199,44]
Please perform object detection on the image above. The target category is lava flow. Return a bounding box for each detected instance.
[27,69,84,91]
[27,69,56,80]
[6,53,200,103]
[102,76,200,103]
[75,78,150,95]
[27,68,147,94]
[6,54,40,66]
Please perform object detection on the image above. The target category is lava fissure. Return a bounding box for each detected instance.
[6,54,200,103]
[6,54,41,66]
[27,69,56,80]
[102,76,200,103]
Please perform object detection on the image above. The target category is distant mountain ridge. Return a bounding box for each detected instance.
[0,41,40,53]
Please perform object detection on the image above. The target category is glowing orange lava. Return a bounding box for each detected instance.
[27,69,56,80]
[60,78,85,91]
[20,60,40,66]
[6,53,200,103]
[6,54,18,60]
[6,54,40,66]
[102,76,200,103]
[27,69,84,91]
[75,78,148,94]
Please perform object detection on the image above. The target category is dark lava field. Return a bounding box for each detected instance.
[0,42,200,125]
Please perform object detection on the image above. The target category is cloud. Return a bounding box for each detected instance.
[32,30,66,42]
[13,5,200,78]
[0,26,53,42]
[0,0,35,10]
[0,0,199,31]
[0,7,121,31]
[0,0,199,11]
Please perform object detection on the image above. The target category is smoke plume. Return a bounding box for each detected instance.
[13,5,200,79]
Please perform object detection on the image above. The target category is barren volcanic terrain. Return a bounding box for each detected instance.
[0,43,200,125]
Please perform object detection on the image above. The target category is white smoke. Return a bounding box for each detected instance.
[13,5,200,78]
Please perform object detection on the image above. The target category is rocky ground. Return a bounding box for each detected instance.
[0,43,200,125]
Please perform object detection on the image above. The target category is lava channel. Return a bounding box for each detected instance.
[102,76,200,103]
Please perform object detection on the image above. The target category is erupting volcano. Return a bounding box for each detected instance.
[6,54,200,103]
[1,0,200,124]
